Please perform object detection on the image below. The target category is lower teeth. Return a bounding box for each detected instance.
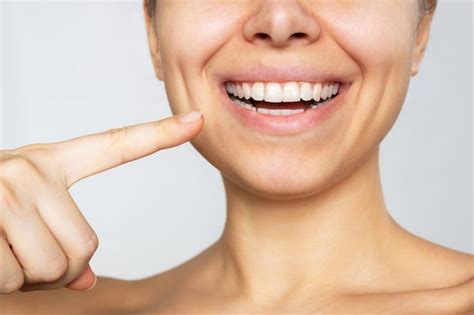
[229,95,332,115]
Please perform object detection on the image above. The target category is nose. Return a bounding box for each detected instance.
[243,1,321,48]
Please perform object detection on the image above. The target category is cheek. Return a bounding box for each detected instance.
[158,3,246,77]
[157,3,248,120]
[321,3,418,163]
[323,2,417,69]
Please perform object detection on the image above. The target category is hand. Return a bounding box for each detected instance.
[0,111,203,293]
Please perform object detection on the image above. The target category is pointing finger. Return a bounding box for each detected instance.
[52,111,203,187]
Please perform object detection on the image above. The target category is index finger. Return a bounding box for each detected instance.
[50,111,203,187]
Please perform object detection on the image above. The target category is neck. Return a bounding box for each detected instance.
[215,147,401,302]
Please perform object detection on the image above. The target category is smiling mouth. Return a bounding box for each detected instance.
[225,81,340,116]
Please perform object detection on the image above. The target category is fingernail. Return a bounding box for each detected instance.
[85,275,97,292]
[177,110,202,124]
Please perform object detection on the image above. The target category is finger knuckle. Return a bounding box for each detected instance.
[0,150,16,162]
[40,254,68,282]
[14,144,50,159]
[104,127,128,147]
[103,127,130,164]
[0,156,39,179]
[0,185,36,220]
[76,231,99,259]
[1,272,24,293]
[151,122,169,151]
[0,181,17,210]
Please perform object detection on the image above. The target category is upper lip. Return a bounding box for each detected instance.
[218,63,352,84]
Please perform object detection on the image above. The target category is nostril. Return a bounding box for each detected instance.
[255,33,270,40]
[293,32,306,39]
[253,32,308,45]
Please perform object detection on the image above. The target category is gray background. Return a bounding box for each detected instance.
[1,1,472,280]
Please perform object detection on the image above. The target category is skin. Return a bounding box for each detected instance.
[0,0,473,314]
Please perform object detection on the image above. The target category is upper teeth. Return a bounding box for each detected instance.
[226,81,339,103]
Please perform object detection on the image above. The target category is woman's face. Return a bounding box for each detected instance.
[145,0,432,199]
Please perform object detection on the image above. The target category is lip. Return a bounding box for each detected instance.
[217,64,353,84]
[220,81,351,136]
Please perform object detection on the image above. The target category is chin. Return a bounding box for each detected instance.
[221,154,345,200]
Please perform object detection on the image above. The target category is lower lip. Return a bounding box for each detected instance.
[221,83,350,136]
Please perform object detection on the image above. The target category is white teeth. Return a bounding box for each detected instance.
[251,83,265,101]
[264,83,283,103]
[236,84,244,99]
[257,107,270,114]
[292,109,305,114]
[281,108,304,116]
[231,95,323,116]
[253,106,306,116]
[229,81,339,103]
[300,82,313,101]
[243,103,253,110]
[225,82,234,94]
[282,82,300,102]
[228,81,340,116]
[332,82,339,96]
[242,83,252,100]
[313,83,322,102]
[321,84,329,100]
[233,98,247,107]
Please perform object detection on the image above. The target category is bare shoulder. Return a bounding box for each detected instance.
[337,275,474,314]
[0,277,143,315]
[401,229,473,286]
[415,239,474,313]
[355,228,474,314]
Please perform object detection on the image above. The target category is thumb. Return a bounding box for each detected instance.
[66,264,97,291]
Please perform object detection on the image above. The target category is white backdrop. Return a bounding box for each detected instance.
[1,1,472,280]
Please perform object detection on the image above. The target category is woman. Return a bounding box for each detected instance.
[1,0,473,313]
